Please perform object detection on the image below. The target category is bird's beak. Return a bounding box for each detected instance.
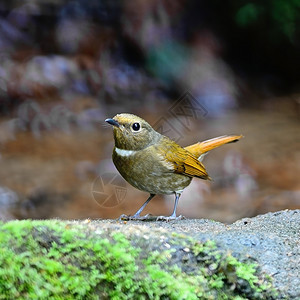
[105,118,120,127]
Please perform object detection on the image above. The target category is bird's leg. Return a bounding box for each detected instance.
[156,193,185,222]
[131,193,155,219]
[119,194,156,221]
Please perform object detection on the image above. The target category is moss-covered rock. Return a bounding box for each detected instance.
[0,219,277,299]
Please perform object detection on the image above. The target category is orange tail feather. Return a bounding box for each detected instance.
[185,135,243,159]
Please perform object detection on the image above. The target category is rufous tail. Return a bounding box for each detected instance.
[184,135,243,159]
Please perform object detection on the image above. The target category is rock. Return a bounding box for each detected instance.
[100,209,300,298]
[0,209,299,299]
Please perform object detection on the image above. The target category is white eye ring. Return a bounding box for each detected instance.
[131,122,141,132]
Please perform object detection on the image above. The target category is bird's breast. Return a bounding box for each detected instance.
[112,146,192,194]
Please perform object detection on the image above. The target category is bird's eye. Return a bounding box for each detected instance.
[132,122,140,131]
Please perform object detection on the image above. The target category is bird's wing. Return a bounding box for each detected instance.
[157,138,210,180]
[185,135,243,159]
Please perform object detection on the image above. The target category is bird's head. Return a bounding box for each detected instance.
[105,113,160,150]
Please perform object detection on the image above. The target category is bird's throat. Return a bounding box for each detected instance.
[114,147,137,157]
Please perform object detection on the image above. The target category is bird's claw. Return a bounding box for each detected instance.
[118,214,151,221]
[156,215,186,222]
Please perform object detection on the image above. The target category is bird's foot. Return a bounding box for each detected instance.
[118,214,151,221]
[156,215,186,222]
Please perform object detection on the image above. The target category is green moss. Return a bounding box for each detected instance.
[0,220,277,299]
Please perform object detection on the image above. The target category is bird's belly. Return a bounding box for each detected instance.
[127,172,192,195]
[113,152,192,194]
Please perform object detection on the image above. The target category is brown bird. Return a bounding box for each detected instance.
[105,113,243,221]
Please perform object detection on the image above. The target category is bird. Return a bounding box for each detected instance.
[105,113,243,221]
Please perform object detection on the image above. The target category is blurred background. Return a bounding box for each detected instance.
[0,0,299,222]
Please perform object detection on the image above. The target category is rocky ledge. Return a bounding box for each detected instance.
[0,209,299,299]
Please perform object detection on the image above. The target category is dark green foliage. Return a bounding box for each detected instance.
[235,0,300,41]
[0,220,277,299]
